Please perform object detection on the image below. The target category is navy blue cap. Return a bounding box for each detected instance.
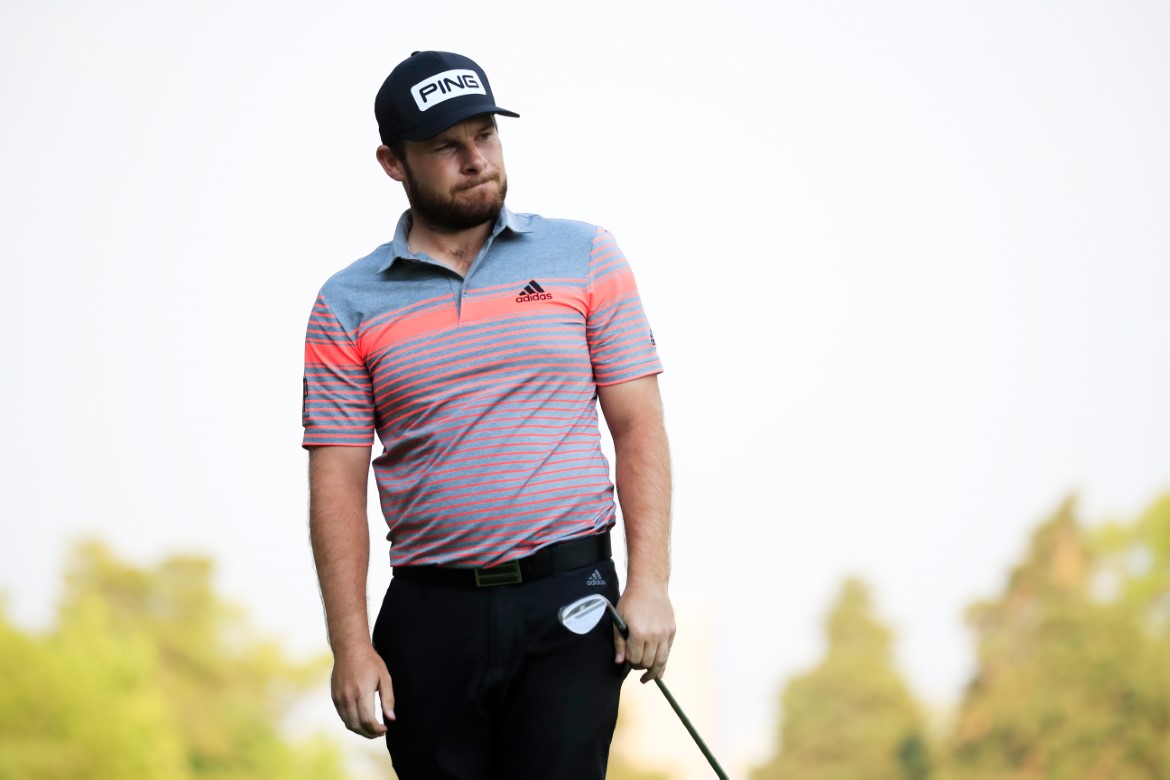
[375,51,519,146]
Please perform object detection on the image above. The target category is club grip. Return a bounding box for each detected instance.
[607,605,630,639]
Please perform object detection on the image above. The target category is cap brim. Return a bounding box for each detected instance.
[402,102,520,141]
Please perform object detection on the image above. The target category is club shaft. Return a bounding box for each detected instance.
[606,604,729,778]
[652,678,728,779]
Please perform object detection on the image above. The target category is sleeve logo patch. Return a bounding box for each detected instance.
[411,69,486,111]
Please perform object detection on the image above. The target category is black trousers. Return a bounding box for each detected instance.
[372,557,628,780]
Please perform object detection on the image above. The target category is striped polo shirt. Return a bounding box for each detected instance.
[302,207,662,567]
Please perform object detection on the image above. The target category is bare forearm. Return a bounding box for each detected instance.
[307,447,395,736]
[311,509,371,653]
[613,416,672,588]
[601,376,675,678]
[309,449,373,655]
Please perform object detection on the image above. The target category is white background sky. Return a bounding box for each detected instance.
[3,0,1170,771]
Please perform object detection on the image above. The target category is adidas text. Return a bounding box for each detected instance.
[516,280,552,303]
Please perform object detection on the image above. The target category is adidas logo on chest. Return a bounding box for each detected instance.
[516,279,553,303]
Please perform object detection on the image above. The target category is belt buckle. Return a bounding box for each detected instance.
[474,560,522,587]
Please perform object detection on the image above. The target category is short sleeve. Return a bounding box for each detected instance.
[302,294,376,447]
[585,228,664,386]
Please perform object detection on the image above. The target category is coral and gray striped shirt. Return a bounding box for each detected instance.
[302,208,662,567]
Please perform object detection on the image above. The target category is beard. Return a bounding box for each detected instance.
[402,164,508,232]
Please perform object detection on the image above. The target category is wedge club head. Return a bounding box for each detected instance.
[558,593,627,636]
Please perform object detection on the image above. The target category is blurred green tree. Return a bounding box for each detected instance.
[946,499,1170,779]
[0,541,347,780]
[1095,494,1170,638]
[752,577,929,780]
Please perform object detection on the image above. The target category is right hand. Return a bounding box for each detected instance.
[613,582,676,683]
[331,644,396,738]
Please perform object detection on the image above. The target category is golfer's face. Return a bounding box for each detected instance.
[404,115,507,209]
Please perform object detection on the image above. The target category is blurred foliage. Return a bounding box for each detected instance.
[0,541,347,780]
[6,493,1170,779]
[1094,494,1170,635]
[752,577,928,780]
[0,540,680,780]
[944,498,1170,779]
[755,494,1170,780]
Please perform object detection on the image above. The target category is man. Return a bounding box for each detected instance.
[303,50,674,779]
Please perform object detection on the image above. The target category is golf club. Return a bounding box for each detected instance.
[558,594,730,779]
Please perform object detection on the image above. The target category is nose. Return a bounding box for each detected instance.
[461,143,487,174]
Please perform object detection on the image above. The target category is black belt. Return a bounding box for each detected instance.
[393,531,611,588]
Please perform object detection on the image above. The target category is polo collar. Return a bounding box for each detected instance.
[379,207,531,273]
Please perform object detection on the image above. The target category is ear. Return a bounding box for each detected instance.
[376,145,407,183]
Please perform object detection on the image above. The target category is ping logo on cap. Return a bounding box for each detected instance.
[411,69,486,111]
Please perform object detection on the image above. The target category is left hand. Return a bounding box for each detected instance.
[614,583,676,683]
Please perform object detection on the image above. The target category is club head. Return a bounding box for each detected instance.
[558,594,610,635]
